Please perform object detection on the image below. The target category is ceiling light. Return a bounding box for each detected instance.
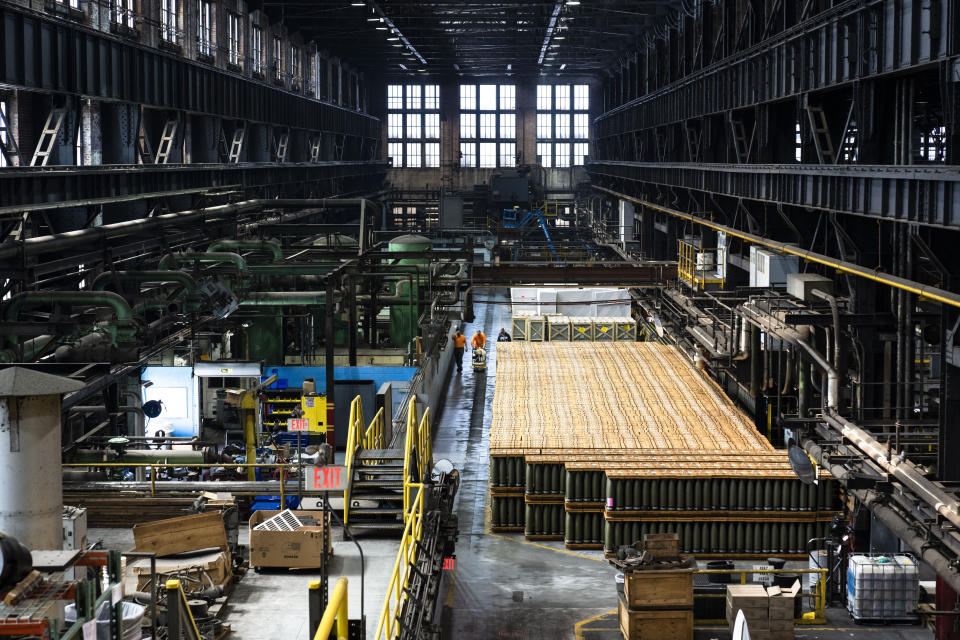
[560,63,567,70]
[507,63,512,70]
[366,17,378,21]
[376,26,387,30]
[350,1,365,5]
[399,63,408,70]
[392,43,403,47]
[554,35,565,40]
[567,0,580,5]
[388,36,399,40]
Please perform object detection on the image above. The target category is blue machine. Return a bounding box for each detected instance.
[501,206,559,262]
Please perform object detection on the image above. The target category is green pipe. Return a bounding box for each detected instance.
[158,252,247,272]
[4,292,134,348]
[92,270,199,294]
[69,448,205,464]
[240,292,333,306]
[207,239,283,262]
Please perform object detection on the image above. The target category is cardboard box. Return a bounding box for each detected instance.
[248,510,332,569]
[618,593,693,640]
[767,580,800,619]
[624,567,694,609]
[727,584,768,632]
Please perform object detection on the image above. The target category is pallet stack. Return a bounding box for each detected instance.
[616,534,694,640]
[489,343,839,557]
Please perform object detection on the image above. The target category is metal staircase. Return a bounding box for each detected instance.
[501,206,560,262]
[343,396,432,534]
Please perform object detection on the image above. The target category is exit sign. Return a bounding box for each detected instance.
[287,418,309,432]
[306,466,347,491]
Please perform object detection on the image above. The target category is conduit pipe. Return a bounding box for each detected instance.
[0,200,263,261]
[158,252,247,272]
[207,240,283,262]
[804,438,960,593]
[820,411,960,530]
[594,187,960,310]
[91,271,199,295]
[4,292,135,350]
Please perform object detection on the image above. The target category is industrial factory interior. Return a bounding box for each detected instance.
[0,0,958,639]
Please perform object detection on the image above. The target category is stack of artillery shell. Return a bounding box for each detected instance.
[488,343,839,555]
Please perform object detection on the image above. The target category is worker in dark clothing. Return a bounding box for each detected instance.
[452,330,467,372]
[497,328,511,342]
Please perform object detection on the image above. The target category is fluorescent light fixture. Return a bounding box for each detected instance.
[388,36,399,40]
[366,17,378,21]
[351,1,365,5]
[376,25,387,30]
[567,0,580,5]
[560,63,567,70]
[392,43,403,47]
[554,35,565,39]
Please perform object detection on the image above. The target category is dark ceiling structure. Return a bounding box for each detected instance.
[259,0,684,78]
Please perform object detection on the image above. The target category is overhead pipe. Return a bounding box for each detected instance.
[4,291,135,351]
[158,252,247,272]
[594,187,960,310]
[0,200,263,261]
[821,411,960,530]
[804,438,960,593]
[207,239,283,262]
[239,292,339,306]
[91,271,199,295]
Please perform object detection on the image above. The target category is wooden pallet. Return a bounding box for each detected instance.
[524,534,563,541]
[491,526,524,533]
[603,509,841,522]
[524,494,565,504]
[564,501,605,512]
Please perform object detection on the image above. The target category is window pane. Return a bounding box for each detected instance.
[406,113,421,139]
[388,142,403,166]
[499,85,515,110]
[424,85,439,110]
[574,113,589,139]
[478,84,496,110]
[425,142,440,167]
[555,113,570,138]
[537,85,552,111]
[555,85,570,110]
[406,85,421,110]
[479,142,497,167]
[555,142,570,167]
[388,85,404,110]
[388,113,403,138]
[499,114,515,139]
[460,142,476,167]
[460,85,476,110]
[574,84,589,110]
[537,143,552,168]
[406,142,421,167]
[424,113,439,139]
[500,143,516,167]
[537,114,552,139]
[480,113,497,138]
[460,113,476,139]
[574,142,589,165]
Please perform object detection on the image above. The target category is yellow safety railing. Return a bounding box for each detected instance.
[375,485,425,639]
[311,576,349,640]
[402,397,433,518]
[677,239,725,290]
[692,567,828,625]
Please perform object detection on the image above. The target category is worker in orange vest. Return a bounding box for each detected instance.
[471,330,486,350]
[452,330,467,372]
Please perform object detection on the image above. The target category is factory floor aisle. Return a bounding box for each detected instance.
[434,288,617,639]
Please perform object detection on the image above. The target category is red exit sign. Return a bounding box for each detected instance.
[305,465,347,491]
[287,418,309,432]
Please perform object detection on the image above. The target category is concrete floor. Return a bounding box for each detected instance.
[90,288,933,639]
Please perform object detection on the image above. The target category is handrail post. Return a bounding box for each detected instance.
[308,579,323,637]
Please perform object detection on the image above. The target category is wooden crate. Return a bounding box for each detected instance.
[547,317,571,341]
[570,317,594,341]
[642,532,679,559]
[511,316,529,341]
[615,320,638,341]
[528,316,546,341]
[623,567,693,609]
[619,594,693,640]
[594,318,615,341]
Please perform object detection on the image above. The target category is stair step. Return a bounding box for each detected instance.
[348,492,403,501]
[347,522,406,531]
[356,466,403,474]
[349,507,403,516]
[353,480,404,489]
[358,448,404,461]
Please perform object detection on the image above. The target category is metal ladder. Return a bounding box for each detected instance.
[0,103,22,166]
[30,106,67,166]
[136,109,154,165]
[806,105,836,164]
[309,135,322,162]
[274,129,289,163]
[227,123,245,163]
[728,115,751,163]
[154,117,179,164]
